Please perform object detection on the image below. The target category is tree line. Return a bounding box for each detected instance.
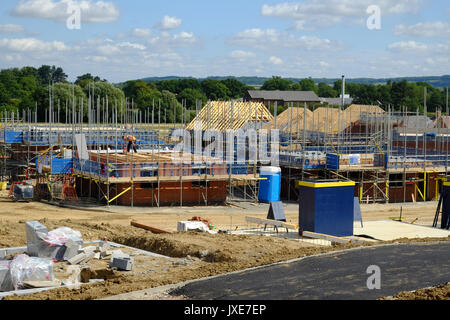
[260,76,449,114]
[0,66,448,123]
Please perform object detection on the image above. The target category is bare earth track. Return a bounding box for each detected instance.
[0,190,449,300]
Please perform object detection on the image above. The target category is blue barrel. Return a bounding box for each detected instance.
[258,167,281,203]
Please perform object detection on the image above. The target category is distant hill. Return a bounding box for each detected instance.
[138,75,450,88]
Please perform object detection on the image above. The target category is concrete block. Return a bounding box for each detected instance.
[26,221,48,256]
[100,250,112,259]
[80,246,96,253]
[109,255,134,271]
[172,258,187,266]
[68,253,87,265]
[97,241,110,253]
[81,252,95,264]
[0,260,13,292]
[177,221,209,232]
[63,239,81,261]
[26,221,66,260]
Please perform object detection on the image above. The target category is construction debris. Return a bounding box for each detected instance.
[68,253,88,265]
[9,254,54,290]
[63,239,81,261]
[0,260,13,292]
[177,221,216,234]
[22,280,62,289]
[25,221,83,261]
[189,217,215,230]
[109,251,134,271]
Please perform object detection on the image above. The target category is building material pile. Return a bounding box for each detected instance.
[0,221,140,294]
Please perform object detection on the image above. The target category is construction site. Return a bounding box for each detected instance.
[1,83,450,301]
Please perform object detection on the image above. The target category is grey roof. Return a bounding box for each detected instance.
[320,97,354,106]
[247,90,320,102]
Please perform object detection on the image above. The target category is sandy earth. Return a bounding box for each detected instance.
[382,283,450,300]
[0,190,448,300]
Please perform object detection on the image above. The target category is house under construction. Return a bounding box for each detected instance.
[1,85,449,207]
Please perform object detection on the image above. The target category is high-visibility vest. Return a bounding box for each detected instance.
[125,135,136,142]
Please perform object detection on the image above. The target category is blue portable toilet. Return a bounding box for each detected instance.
[258,166,281,203]
[298,180,355,237]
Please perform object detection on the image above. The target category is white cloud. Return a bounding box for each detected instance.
[261,0,425,30]
[147,31,197,48]
[394,21,450,38]
[130,28,152,38]
[319,61,329,67]
[229,28,338,51]
[0,24,26,34]
[117,42,146,50]
[0,37,69,52]
[387,41,428,52]
[173,31,195,43]
[229,50,256,61]
[155,15,182,30]
[269,56,283,65]
[12,0,120,23]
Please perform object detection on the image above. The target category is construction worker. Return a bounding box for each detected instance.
[123,135,138,153]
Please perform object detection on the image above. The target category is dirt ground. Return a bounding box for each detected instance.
[381,283,450,300]
[0,190,449,300]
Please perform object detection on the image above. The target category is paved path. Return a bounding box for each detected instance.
[171,242,450,300]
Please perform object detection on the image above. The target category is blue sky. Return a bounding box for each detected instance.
[0,0,449,82]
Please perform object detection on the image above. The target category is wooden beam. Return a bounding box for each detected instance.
[245,216,298,230]
[130,220,174,234]
[301,230,359,244]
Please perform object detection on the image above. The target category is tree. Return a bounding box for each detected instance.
[122,80,152,99]
[261,76,293,91]
[318,83,337,98]
[297,78,317,92]
[37,65,68,84]
[201,79,231,100]
[75,73,102,86]
[177,78,201,92]
[0,82,11,105]
[37,65,52,84]
[156,80,180,94]
[220,78,247,98]
[160,90,184,123]
[178,88,207,110]
[52,67,68,83]
[34,83,87,122]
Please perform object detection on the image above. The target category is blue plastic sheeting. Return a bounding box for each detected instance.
[36,155,73,174]
[298,181,354,237]
[326,153,385,170]
[326,154,340,170]
[4,131,23,143]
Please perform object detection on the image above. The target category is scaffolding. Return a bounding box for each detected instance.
[1,86,449,207]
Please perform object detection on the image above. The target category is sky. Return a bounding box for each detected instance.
[0,0,449,82]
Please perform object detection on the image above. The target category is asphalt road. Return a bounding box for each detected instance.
[171,242,450,300]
